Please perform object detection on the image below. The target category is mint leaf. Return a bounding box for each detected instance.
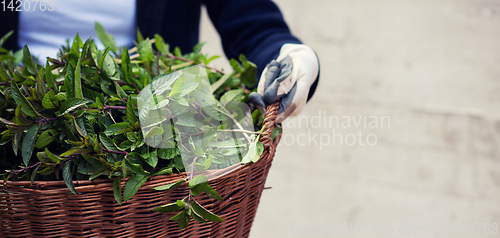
[153,179,185,191]
[191,199,223,222]
[10,81,37,117]
[35,129,58,149]
[124,158,150,176]
[63,160,76,195]
[22,44,38,76]
[58,98,88,115]
[21,123,39,165]
[113,176,122,205]
[74,59,83,99]
[95,22,117,54]
[151,202,182,213]
[104,122,131,136]
[126,98,137,124]
[123,174,148,202]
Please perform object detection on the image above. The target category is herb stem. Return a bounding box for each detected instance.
[207,103,252,143]
[217,129,266,135]
[34,117,59,123]
[124,38,224,74]
[102,148,128,155]
[9,162,41,174]
[103,105,127,110]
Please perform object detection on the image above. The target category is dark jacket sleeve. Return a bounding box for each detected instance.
[202,0,301,76]
[202,0,319,100]
[0,11,20,51]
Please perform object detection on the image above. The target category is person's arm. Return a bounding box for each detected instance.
[203,0,320,122]
[202,0,300,76]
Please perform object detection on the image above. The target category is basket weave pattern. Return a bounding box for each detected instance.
[0,103,281,237]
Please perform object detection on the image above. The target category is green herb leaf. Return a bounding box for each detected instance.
[191,208,207,223]
[193,42,206,54]
[98,47,112,70]
[204,55,220,65]
[220,89,244,105]
[123,174,148,202]
[174,47,182,57]
[191,199,223,222]
[95,22,117,54]
[158,148,179,160]
[124,158,149,175]
[138,39,154,63]
[114,81,128,99]
[104,122,131,136]
[44,60,58,92]
[151,202,182,213]
[210,73,232,93]
[60,148,93,157]
[42,90,56,109]
[153,179,185,191]
[145,149,158,168]
[229,58,242,73]
[178,81,199,97]
[189,175,208,188]
[45,147,62,163]
[0,63,10,82]
[21,123,39,165]
[74,59,83,99]
[0,30,13,48]
[63,160,76,195]
[136,28,144,43]
[170,209,189,230]
[113,176,122,205]
[239,54,258,88]
[154,34,170,55]
[190,182,207,196]
[37,166,55,176]
[95,97,104,109]
[120,46,134,85]
[65,64,76,98]
[10,81,37,117]
[144,126,163,139]
[271,127,282,140]
[241,141,262,164]
[35,129,58,149]
[151,167,173,176]
[203,184,223,201]
[126,98,137,124]
[59,98,88,115]
[169,74,185,97]
[14,105,31,125]
[22,44,38,76]
[102,53,116,76]
[99,132,120,151]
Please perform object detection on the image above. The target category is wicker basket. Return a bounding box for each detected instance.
[0,103,281,238]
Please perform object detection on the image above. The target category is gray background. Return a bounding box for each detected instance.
[199,0,500,237]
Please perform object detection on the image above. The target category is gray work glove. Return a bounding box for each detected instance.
[249,43,319,123]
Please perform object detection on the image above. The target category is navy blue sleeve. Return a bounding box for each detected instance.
[202,0,302,77]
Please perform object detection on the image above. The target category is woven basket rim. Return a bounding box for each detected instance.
[0,156,247,190]
[1,102,282,192]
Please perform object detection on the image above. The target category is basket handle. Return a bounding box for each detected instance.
[259,101,281,147]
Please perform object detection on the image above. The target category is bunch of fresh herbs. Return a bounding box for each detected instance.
[0,23,268,230]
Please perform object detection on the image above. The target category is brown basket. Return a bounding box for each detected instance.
[0,103,282,238]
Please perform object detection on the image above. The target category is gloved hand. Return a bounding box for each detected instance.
[248,43,319,123]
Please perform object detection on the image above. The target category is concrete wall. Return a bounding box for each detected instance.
[200,1,500,237]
